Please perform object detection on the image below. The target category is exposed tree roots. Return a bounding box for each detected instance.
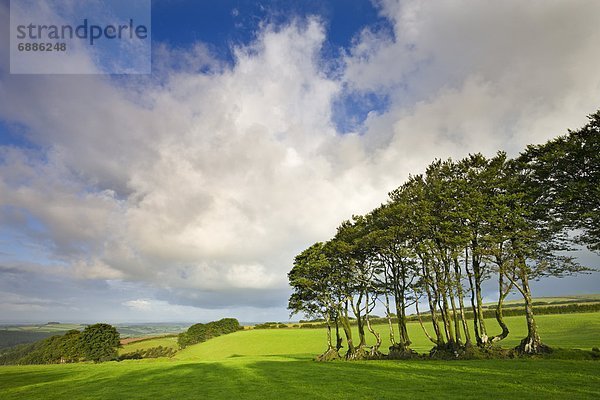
[428,342,512,360]
[316,338,558,361]
[315,348,341,362]
[387,345,419,360]
[514,336,552,355]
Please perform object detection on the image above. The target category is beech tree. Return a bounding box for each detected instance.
[80,323,120,362]
[288,111,595,359]
[519,110,600,252]
[288,242,341,361]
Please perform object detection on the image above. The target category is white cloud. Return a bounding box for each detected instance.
[0,1,599,320]
[123,299,152,311]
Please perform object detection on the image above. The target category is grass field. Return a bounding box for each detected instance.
[0,323,85,333]
[2,313,599,399]
[118,336,179,355]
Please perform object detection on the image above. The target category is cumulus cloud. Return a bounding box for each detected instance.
[123,299,152,311]
[0,0,599,321]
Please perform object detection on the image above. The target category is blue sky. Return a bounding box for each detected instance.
[0,0,599,323]
[151,0,391,57]
[149,0,393,131]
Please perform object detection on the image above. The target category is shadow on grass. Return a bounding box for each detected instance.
[1,357,599,400]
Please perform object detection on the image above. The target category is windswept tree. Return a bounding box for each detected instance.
[80,323,120,363]
[288,242,341,361]
[288,110,595,359]
[498,158,588,354]
[367,203,417,357]
[330,218,381,360]
[519,110,600,252]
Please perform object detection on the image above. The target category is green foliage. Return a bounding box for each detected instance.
[519,110,600,252]
[253,322,289,329]
[80,324,120,363]
[177,318,240,349]
[119,345,176,360]
[0,330,65,350]
[288,111,599,354]
[0,329,83,365]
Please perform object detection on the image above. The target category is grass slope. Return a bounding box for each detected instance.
[119,336,179,355]
[1,313,599,400]
[1,358,598,400]
[176,313,600,360]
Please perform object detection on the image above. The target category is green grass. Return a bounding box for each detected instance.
[119,336,179,355]
[502,294,600,303]
[1,313,599,399]
[176,313,600,361]
[1,323,85,333]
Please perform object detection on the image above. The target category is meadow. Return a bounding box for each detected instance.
[0,313,599,399]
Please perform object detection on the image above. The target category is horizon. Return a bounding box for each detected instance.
[1,0,600,324]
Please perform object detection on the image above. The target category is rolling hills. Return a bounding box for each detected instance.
[1,312,597,399]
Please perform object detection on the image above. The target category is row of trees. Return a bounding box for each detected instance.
[0,323,120,365]
[177,318,241,349]
[289,111,599,360]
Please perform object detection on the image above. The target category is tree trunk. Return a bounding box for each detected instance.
[335,316,343,351]
[315,312,340,361]
[427,287,443,345]
[351,296,366,348]
[345,299,367,360]
[449,287,461,345]
[325,313,333,350]
[454,257,471,346]
[465,249,481,343]
[490,272,511,343]
[365,312,382,358]
[340,302,355,358]
[422,262,443,345]
[515,271,550,354]
[473,257,488,345]
[383,288,397,347]
[393,270,408,349]
[440,291,455,344]
[415,294,437,344]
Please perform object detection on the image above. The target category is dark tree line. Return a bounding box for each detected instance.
[0,323,120,365]
[177,318,241,349]
[289,110,598,360]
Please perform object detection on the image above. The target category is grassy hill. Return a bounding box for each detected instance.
[118,336,179,355]
[173,313,600,361]
[2,313,599,399]
[486,294,600,308]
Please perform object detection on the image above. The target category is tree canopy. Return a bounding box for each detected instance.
[289,110,597,359]
[80,323,120,362]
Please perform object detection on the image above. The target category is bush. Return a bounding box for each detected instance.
[178,318,241,349]
[0,329,84,365]
[80,324,120,362]
[119,345,176,360]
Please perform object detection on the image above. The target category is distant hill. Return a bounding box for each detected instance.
[483,294,600,309]
[0,323,190,350]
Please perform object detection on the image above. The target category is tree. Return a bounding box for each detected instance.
[367,202,417,356]
[80,323,120,362]
[518,110,600,252]
[287,109,594,359]
[288,242,341,360]
[498,157,587,354]
[178,318,241,349]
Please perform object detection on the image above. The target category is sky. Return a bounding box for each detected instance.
[0,0,599,324]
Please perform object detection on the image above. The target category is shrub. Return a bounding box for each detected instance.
[80,324,120,362]
[178,318,241,349]
[119,345,176,360]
